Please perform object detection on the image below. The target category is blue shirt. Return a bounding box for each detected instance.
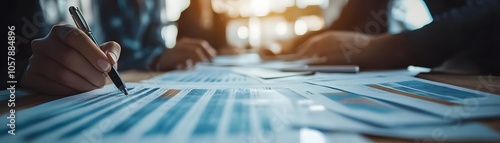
[95,0,166,70]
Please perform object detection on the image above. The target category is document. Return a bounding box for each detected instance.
[268,69,421,83]
[3,82,499,142]
[310,76,500,119]
[293,109,500,141]
[0,83,369,143]
[232,67,314,79]
[144,66,265,83]
[145,66,313,84]
[288,84,449,127]
[200,53,262,67]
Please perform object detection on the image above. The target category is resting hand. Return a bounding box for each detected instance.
[152,37,216,71]
[297,31,414,69]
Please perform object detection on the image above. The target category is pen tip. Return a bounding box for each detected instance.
[119,86,129,96]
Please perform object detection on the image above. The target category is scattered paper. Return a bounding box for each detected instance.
[0,83,368,143]
[310,76,500,119]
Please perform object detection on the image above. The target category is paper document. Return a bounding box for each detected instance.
[289,84,449,127]
[269,69,420,82]
[293,110,500,141]
[311,76,500,119]
[200,53,262,67]
[232,67,314,79]
[4,82,499,142]
[144,66,264,83]
[1,83,368,143]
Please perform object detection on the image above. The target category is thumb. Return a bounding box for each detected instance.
[100,41,121,68]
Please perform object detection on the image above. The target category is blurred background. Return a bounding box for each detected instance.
[38,0,432,54]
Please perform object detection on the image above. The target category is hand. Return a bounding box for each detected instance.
[21,25,121,96]
[297,31,415,69]
[151,38,216,71]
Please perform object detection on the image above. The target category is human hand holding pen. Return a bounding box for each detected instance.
[21,25,121,96]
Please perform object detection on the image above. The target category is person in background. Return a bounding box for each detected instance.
[177,0,241,55]
[274,0,391,55]
[268,0,500,75]
[96,0,217,71]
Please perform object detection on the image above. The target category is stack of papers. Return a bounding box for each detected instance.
[2,57,500,142]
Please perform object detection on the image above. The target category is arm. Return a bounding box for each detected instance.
[96,0,217,71]
[96,0,164,70]
[297,0,500,72]
[403,0,500,67]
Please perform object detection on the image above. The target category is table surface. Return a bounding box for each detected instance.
[3,70,500,142]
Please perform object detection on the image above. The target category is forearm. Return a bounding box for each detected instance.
[97,0,166,70]
[402,0,500,67]
[118,46,164,70]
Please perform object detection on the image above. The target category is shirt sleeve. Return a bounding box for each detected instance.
[402,0,500,70]
[96,0,165,71]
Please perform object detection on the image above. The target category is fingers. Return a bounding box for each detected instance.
[179,38,217,60]
[50,25,112,72]
[297,32,337,58]
[154,38,218,71]
[175,59,194,70]
[21,67,80,96]
[29,55,104,92]
[100,41,121,67]
[297,40,317,58]
[22,24,121,95]
[154,49,200,71]
[25,74,80,96]
[32,37,106,88]
[176,43,206,63]
[194,48,209,62]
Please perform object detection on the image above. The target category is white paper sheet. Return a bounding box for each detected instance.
[292,109,500,141]
[3,82,499,143]
[200,53,262,67]
[144,66,313,84]
[144,66,265,83]
[232,67,313,79]
[0,83,370,143]
[310,76,500,119]
[268,69,420,83]
[288,84,449,127]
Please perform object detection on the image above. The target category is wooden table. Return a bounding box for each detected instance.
[3,71,500,142]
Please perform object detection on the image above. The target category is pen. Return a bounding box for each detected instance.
[69,6,129,96]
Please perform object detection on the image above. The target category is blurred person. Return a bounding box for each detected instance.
[277,0,392,55]
[264,0,500,74]
[96,0,217,71]
[177,0,240,55]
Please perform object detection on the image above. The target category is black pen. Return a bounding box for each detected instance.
[69,6,129,96]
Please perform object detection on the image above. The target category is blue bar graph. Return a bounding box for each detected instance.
[228,89,251,135]
[379,83,457,101]
[395,80,484,99]
[145,89,208,136]
[23,88,151,141]
[192,89,230,136]
[274,88,307,100]
[321,92,394,113]
[60,88,159,138]
[106,95,173,135]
